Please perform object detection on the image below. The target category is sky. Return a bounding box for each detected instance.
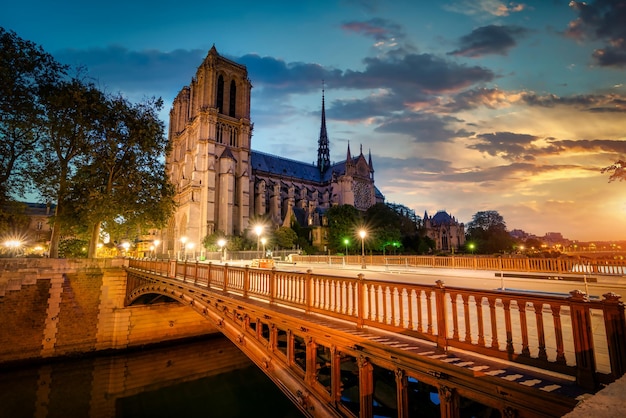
[3,0,626,242]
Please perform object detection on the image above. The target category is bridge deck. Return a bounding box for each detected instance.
[216,284,588,401]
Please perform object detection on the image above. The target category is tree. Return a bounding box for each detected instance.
[64,94,176,258]
[327,205,361,253]
[602,160,625,182]
[465,210,515,254]
[274,226,297,249]
[36,77,105,258]
[0,27,67,210]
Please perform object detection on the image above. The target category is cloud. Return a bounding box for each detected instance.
[566,0,626,68]
[341,17,407,45]
[443,1,527,17]
[521,92,626,112]
[468,130,626,162]
[469,132,539,161]
[344,53,495,93]
[55,46,206,97]
[449,24,529,57]
[375,113,466,143]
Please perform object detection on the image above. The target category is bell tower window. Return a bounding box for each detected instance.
[229,80,237,117]
[217,75,224,114]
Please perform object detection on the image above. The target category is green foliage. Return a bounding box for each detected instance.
[0,27,67,216]
[465,210,515,254]
[274,226,298,249]
[327,205,362,253]
[58,238,89,259]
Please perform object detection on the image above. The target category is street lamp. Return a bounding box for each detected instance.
[344,238,349,256]
[261,237,267,258]
[359,229,366,269]
[180,236,187,260]
[468,243,475,254]
[187,242,195,260]
[218,238,226,262]
[153,239,160,259]
[121,241,130,257]
[254,225,263,259]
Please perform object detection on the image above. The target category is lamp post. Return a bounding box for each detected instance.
[188,242,195,260]
[218,238,226,262]
[344,238,349,256]
[121,241,130,258]
[261,237,267,258]
[180,236,187,260]
[153,240,160,259]
[254,225,263,259]
[359,229,366,269]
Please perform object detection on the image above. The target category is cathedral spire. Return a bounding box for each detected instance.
[317,82,330,174]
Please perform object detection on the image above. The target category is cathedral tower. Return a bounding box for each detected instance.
[165,46,253,256]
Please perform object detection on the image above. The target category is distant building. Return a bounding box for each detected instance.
[423,210,465,252]
[163,46,383,255]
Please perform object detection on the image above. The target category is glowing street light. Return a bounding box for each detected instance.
[359,229,367,269]
[218,238,226,262]
[187,242,195,260]
[121,241,130,257]
[468,243,475,254]
[254,225,263,258]
[153,239,160,259]
[180,236,188,260]
[344,238,349,256]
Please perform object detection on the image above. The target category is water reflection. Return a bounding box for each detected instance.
[0,336,304,418]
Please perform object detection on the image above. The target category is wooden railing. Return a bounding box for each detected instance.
[127,259,626,390]
[294,254,626,275]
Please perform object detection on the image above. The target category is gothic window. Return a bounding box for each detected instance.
[229,126,238,146]
[216,123,224,144]
[217,75,224,113]
[229,80,236,117]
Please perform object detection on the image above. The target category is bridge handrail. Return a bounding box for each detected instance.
[292,254,626,276]
[127,258,626,390]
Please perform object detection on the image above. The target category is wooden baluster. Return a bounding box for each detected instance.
[463,294,472,343]
[489,296,499,349]
[397,286,404,329]
[305,270,312,314]
[476,296,485,347]
[382,285,388,325]
[519,299,530,357]
[451,292,459,341]
[549,303,566,364]
[534,303,548,361]
[426,289,433,335]
[417,289,424,334]
[503,298,514,355]
[357,273,365,328]
[407,289,414,331]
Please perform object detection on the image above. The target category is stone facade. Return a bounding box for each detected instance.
[0,259,217,365]
[164,46,383,254]
[423,210,466,252]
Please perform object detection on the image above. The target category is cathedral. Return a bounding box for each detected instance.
[163,46,383,255]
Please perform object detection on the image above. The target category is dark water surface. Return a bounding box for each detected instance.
[0,336,304,418]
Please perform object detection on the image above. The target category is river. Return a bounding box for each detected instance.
[0,336,304,418]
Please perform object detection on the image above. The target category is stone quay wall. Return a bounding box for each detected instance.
[0,258,218,365]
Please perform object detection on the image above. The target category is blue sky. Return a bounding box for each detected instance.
[3,0,626,242]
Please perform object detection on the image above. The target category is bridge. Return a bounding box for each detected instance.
[125,257,626,418]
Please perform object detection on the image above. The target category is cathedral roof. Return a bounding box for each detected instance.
[431,211,454,225]
[251,151,322,182]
